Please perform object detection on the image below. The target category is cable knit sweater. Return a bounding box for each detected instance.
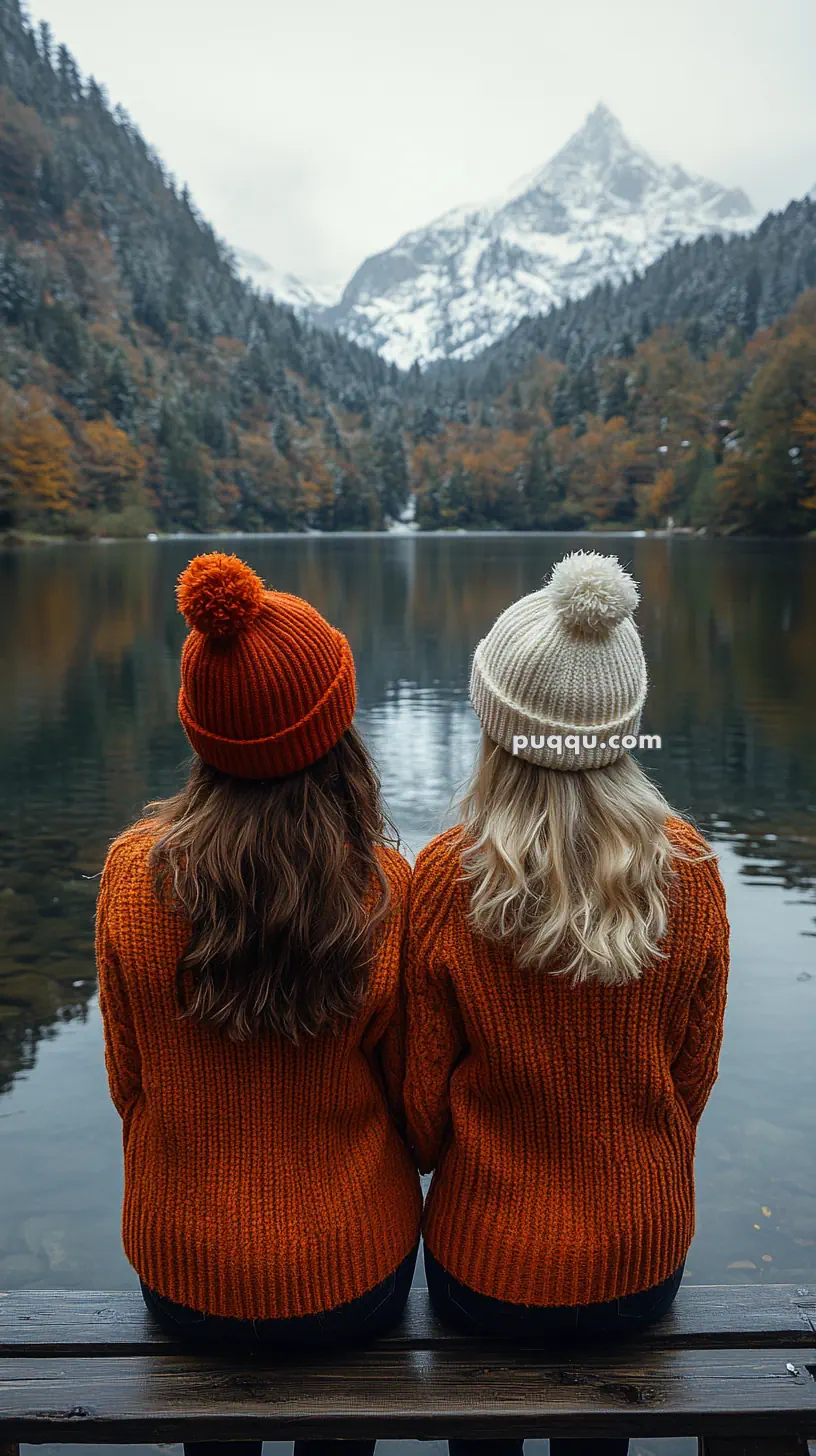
[404,816,730,1308]
[95,825,422,1321]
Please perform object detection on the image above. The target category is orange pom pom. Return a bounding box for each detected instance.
[177,553,266,638]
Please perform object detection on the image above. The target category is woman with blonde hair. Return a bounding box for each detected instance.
[96,552,422,1456]
[404,550,730,1456]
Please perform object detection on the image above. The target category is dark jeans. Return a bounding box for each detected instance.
[424,1244,686,1456]
[140,1241,419,1456]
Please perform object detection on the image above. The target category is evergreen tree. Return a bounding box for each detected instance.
[372,420,409,520]
[572,362,599,415]
[740,266,762,337]
[414,404,442,441]
[438,464,470,527]
[56,44,81,104]
[273,415,292,456]
[37,20,53,67]
[602,368,629,422]
[322,411,343,453]
[157,402,215,529]
[522,429,568,527]
[551,372,573,428]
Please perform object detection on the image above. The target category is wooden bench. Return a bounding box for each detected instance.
[1,1285,815,1455]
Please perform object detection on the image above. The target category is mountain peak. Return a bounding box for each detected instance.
[582,101,625,135]
[548,102,641,174]
[316,110,756,367]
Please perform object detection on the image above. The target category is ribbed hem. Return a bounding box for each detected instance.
[123,1156,423,1321]
[179,634,356,779]
[421,1157,695,1308]
[470,647,646,770]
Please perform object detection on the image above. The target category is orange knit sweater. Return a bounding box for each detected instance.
[95,826,422,1321]
[404,817,730,1308]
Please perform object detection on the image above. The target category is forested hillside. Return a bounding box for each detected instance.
[0,0,419,535]
[0,0,814,537]
[447,195,816,392]
[412,290,816,535]
[410,198,816,535]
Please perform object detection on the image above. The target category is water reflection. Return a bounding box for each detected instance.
[0,534,814,1296]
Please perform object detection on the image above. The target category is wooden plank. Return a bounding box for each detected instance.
[0,1286,814,1356]
[700,1440,811,1455]
[0,1347,815,1442]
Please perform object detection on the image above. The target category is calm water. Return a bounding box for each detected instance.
[1,533,814,1456]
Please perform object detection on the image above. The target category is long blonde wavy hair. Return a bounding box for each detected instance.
[459,737,704,986]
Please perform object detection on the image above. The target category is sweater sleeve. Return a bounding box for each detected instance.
[95,860,142,1123]
[670,855,730,1128]
[367,977,409,1137]
[403,839,467,1175]
[361,852,411,1137]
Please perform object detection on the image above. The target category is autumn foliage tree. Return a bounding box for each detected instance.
[714,295,816,535]
[80,417,146,511]
[0,393,77,527]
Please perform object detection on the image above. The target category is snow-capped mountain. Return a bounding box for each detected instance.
[232,249,342,311]
[314,104,756,367]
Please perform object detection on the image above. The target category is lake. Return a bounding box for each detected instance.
[1,533,814,1456]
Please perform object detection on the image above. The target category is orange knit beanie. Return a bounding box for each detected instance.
[176,553,356,779]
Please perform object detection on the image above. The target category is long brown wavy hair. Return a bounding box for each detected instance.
[146,727,397,1044]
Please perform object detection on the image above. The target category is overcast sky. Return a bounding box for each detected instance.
[29,0,816,289]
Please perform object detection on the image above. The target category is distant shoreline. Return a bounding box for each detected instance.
[4,527,814,548]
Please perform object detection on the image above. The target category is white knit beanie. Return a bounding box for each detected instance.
[469,550,648,771]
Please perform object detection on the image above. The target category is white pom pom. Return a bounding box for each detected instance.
[547,551,639,636]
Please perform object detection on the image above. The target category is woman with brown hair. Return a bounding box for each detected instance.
[404,550,730,1456]
[96,552,422,1456]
